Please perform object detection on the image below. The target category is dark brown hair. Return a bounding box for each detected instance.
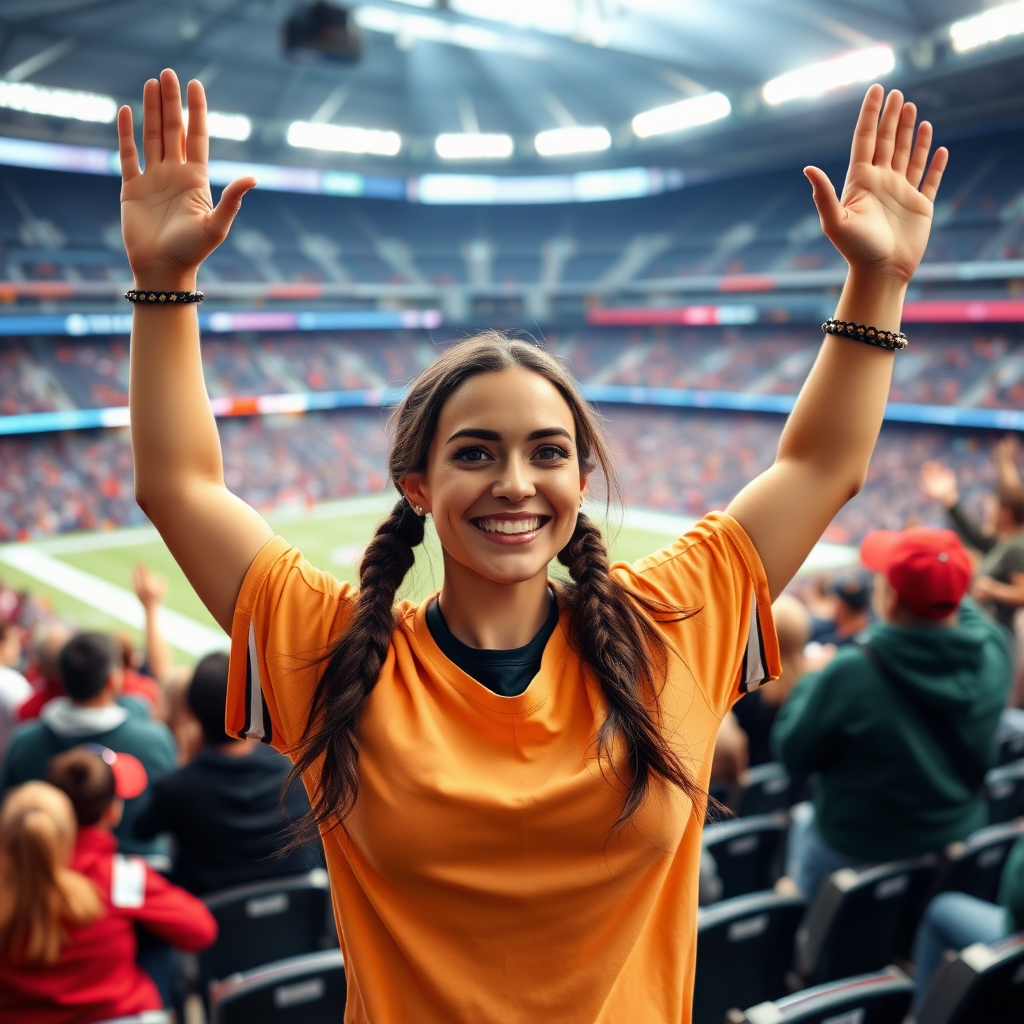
[287,331,704,838]
[996,484,1024,526]
[46,748,116,827]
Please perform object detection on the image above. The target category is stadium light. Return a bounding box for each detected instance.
[0,81,117,123]
[287,120,402,156]
[950,1,1024,52]
[435,133,514,159]
[181,108,252,142]
[762,45,895,106]
[632,92,731,139]
[534,125,611,157]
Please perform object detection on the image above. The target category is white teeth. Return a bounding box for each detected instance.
[477,517,540,535]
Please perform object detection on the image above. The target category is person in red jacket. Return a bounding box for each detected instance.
[0,747,217,1024]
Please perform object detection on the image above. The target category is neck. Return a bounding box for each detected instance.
[437,554,551,649]
[75,691,115,709]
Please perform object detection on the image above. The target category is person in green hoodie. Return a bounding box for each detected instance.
[773,526,1011,906]
[910,831,1024,1011]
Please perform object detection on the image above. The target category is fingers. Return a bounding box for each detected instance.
[891,101,917,173]
[118,105,141,181]
[185,79,209,166]
[207,177,257,243]
[905,120,933,189]
[142,77,162,167]
[872,89,904,168]
[920,145,949,203]
[160,68,186,164]
[850,83,885,166]
[804,166,843,236]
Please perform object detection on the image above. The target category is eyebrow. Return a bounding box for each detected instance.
[446,427,572,444]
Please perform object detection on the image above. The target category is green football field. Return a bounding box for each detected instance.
[0,494,857,661]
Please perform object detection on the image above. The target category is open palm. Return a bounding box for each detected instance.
[119,70,254,287]
[806,85,947,283]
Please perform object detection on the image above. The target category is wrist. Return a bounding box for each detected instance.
[834,270,908,334]
[132,267,198,292]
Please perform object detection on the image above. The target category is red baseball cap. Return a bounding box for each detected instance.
[81,744,149,799]
[860,527,972,619]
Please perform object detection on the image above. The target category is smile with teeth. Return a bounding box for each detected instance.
[473,516,547,535]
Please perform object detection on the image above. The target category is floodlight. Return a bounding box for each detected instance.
[950,1,1024,52]
[534,125,611,157]
[632,91,731,138]
[182,109,252,142]
[435,133,514,159]
[287,120,401,156]
[0,82,117,123]
[762,45,895,106]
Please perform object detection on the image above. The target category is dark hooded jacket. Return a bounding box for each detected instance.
[772,598,1011,862]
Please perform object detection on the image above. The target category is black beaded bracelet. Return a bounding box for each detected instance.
[822,317,908,351]
[125,289,204,304]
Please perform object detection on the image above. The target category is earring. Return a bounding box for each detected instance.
[415,505,424,515]
[579,498,585,509]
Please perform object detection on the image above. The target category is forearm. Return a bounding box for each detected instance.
[948,501,996,553]
[142,601,174,684]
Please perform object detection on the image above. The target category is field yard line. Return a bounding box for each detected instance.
[0,546,227,656]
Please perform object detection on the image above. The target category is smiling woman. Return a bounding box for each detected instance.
[120,69,947,1024]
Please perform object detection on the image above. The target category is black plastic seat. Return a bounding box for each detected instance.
[932,819,1024,904]
[210,950,346,1024]
[795,855,938,986]
[725,966,914,1024]
[200,870,336,994]
[730,763,796,818]
[997,723,1024,766]
[915,931,1024,1024]
[694,890,805,1024]
[985,759,1024,824]
[703,812,789,901]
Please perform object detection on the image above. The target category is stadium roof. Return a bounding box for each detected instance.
[0,0,1021,180]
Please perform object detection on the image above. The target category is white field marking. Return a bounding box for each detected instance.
[0,545,227,657]
[329,545,365,566]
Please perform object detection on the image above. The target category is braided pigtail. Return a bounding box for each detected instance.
[558,512,706,825]
[287,497,424,838]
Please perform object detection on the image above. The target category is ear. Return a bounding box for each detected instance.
[101,797,124,830]
[579,471,590,506]
[399,473,430,515]
[108,668,124,695]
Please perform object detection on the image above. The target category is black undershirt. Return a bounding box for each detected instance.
[426,590,559,697]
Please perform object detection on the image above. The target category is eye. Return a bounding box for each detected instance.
[452,445,492,463]
[535,444,570,462]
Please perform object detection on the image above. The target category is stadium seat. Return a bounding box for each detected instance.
[729,763,797,818]
[209,950,346,1024]
[694,890,805,1024]
[795,855,938,986]
[997,728,1024,766]
[199,869,337,993]
[915,931,1024,1024]
[724,966,914,1024]
[985,760,1024,824]
[932,819,1024,904]
[703,812,789,901]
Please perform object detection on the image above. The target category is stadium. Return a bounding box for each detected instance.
[0,1,1023,1022]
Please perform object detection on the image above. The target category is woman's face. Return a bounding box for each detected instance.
[402,366,588,587]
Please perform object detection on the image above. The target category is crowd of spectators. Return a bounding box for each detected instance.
[1,324,1022,417]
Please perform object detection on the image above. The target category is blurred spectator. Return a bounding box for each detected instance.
[910,830,1024,1012]
[921,442,1024,628]
[734,594,810,767]
[17,622,73,722]
[773,527,1010,905]
[710,711,749,794]
[134,652,320,895]
[0,753,216,1024]
[0,624,31,762]
[131,563,174,686]
[1,633,176,857]
[814,570,874,648]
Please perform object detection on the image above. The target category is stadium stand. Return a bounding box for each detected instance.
[933,820,1024,906]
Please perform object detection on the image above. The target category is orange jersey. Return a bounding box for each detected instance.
[226,511,779,1024]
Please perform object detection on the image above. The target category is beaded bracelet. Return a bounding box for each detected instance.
[124,289,204,304]
[822,317,908,351]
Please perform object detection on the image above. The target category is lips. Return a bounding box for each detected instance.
[473,515,546,535]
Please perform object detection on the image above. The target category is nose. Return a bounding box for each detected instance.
[492,453,536,503]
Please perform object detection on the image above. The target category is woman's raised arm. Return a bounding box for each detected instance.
[726,85,948,600]
[122,69,272,632]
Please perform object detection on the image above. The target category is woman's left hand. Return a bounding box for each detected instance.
[805,85,948,284]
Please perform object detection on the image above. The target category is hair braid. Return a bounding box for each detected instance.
[558,513,705,824]
[287,497,424,838]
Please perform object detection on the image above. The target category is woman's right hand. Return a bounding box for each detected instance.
[119,69,255,289]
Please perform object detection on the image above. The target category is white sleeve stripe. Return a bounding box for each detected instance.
[246,620,266,740]
[740,591,769,693]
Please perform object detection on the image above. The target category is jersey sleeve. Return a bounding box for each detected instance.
[226,536,358,757]
[613,511,781,718]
